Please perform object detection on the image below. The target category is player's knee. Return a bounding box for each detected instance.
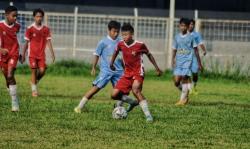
[174,81,180,87]
[132,88,140,95]
[39,68,46,75]
[111,92,119,100]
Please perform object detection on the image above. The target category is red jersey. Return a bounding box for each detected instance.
[0,20,20,62]
[116,40,149,76]
[25,23,51,59]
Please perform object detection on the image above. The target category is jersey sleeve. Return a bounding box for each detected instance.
[115,42,122,52]
[47,28,52,40]
[24,28,31,41]
[196,32,203,45]
[172,35,178,50]
[94,40,104,56]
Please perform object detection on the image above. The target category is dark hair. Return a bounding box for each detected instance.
[189,19,195,25]
[179,18,190,26]
[121,23,134,33]
[33,8,44,17]
[5,6,18,14]
[108,20,121,30]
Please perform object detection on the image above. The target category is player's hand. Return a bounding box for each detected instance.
[51,55,55,63]
[91,68,96,76]
[20,54,25,64]
[171,60,176,69]
[0,48,8,55]
[110,65,116,71]
[203,51,207,56]
[156,69,163,76]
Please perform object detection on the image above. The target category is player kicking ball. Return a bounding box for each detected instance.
[0,6,21,112]
[21,8,55,97]
[188,19,206,95]
[74,21,137,113]
[110,23,162,122]
[172,18,202,106]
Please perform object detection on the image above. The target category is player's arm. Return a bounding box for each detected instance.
[21,40,29,64]
[91,55,99,76]
[172,49,177,69]
[110,49,119,71]
[199,44,207,56]
[146,52,162,76]
[194,47,203,71]
[47,40,55,63]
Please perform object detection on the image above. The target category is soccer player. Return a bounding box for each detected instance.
[189,19,206,94]
[0,6,21,112]
[21,8,55,97]
[172,18,202,106]
[74,21,137,113]
[110,23,162,122]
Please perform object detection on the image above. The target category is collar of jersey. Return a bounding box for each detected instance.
[107,35,118,41]
[2,20,15,28]
[124,40,136,48]
[32,23,44,30]
[179,33,189,38]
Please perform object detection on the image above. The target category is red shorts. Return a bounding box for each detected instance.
[29,57,46,69]
[0,57,18,73]
[115,74,144,95]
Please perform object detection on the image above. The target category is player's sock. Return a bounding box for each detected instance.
[9,85,19,111]
[187,83,192,91]
[78,96,88,109]
[139,100,152,119]
[31,83,37,92]
[180,84,188,101]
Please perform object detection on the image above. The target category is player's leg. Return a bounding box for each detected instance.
[131,79,153,122]
[191,58,199,95]
[176,75,192,106]
[6,59,19,112]
[29,57,39,96]
[173,75,182,91]
[74,73,110,113]
[111,73,137,110]
[36,58,46,83]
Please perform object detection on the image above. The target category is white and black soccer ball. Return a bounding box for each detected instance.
[112,106,128,119]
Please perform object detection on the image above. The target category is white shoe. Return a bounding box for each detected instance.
[146,115,153,122]
[11,99,20,112]
[74,107,81,113]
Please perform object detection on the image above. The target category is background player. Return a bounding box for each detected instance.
[21,8,55,97]
[172,18,202,106]
[189,19,206,94]
[0,6,21,112]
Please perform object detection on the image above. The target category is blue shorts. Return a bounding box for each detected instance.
[174,60,192,77]
[191,57,199,73]
[93,71,123,89]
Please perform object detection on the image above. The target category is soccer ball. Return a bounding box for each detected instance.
[112,106,128,119]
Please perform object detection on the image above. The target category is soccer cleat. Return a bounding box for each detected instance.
[74,107,81,113]
[11,100,19,112]
[175,100,186,106]
[190,87,198,96]
[32,91,38,97]
[146,115,153,122]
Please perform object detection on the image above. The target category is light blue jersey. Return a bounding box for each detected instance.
[190,31,203,73]
[93,35,124,88]
[172,33,197,76]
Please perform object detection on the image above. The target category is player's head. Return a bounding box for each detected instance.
[189,19,195,32]
[179,18,190,33]
[5,6,18,24]
[121,23,134,43]
[33,8,44,25]
[107,20,121,40]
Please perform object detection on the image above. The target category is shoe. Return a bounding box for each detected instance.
[74,107,81,113]
[32,91,38,97]
[11,99,19,112]
[146,115,153,122]
[175,100,186,106]
[190,87,198,96]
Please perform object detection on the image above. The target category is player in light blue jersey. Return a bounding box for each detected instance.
[172,18,202,106]
[74,21,137,113]
[189,19,206,95]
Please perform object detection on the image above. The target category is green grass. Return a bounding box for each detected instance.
[0,73,249,149]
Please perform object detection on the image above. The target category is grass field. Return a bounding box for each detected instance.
[0,72,249,148]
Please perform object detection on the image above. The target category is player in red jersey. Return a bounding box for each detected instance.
[110,23,162,122]
[0,6,21,112]
[21,8,55,97]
